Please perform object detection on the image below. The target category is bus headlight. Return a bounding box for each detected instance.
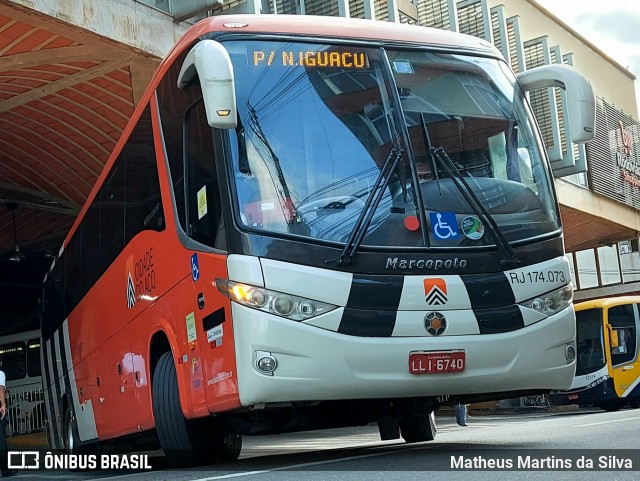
[519,285,573,316]
[272,295,295,316]
[215,279,337,321]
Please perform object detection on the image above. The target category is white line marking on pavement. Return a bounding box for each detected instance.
[572,415,640,428]
[193,443,427,480]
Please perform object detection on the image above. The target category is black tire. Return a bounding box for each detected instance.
[399,411,437,443]
[152,352,242,467]
[63,407,95,469]
[192,418,242,462]
[377,417,400,441]
[215,431,242,461]
[599,399,625,412]
[63,408,77,454]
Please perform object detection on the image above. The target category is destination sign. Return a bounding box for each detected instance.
[253,50,369,69]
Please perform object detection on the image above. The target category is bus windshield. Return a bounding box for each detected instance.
[575,308,606,376]
[225,40,558,249]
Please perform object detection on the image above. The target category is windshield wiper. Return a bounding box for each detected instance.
[326,145,403,266]
[326,49,436,267]
[421,114,520,267]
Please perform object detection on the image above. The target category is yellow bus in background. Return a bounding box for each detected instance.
[551,297,640,411]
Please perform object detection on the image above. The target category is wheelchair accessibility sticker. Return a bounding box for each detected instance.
[191,253,200,281]
[429,212,459,240]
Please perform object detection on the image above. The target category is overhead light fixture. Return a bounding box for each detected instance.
[9,245,25,263]
[8,203,25,263]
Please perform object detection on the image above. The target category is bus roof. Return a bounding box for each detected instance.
[575,296,640,311]
[178,14,500,57]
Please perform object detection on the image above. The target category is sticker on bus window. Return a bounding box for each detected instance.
[186,312,197,342]
[461,216,485,240]
[197,185,207,219]
[392,60,414,74]
[429,212,459,240]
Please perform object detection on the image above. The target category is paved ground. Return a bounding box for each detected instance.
[6,404,579,450]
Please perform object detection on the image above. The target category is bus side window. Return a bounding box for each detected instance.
[27,338,41,378]
[608,304,637,365]
[156,61,187,234]
[81,203,101,295]
[124,107,165,243]
[99,161,125,274]
[185,100,223,249]
[42,258,65,341]
[157,49,224,251]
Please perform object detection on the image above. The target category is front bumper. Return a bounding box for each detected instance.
[232,303,576,406]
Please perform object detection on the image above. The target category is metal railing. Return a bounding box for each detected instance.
[5,384,45,436]
[522,394,551,409]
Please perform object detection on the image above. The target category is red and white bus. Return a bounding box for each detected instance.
[41,14,594,467]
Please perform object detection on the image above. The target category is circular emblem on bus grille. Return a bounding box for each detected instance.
[424,311,447,336]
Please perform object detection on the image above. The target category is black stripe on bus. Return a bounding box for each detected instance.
[461,272,515,309]
[57,327,72,426]
[48,333,63,448]
[41,339,59,449]
[338,308,396,337]
[345,274,404,311]
[473,305,524,334]
[57,326,92,445]
[57,327,71,392]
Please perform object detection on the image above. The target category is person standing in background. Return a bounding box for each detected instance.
[455,402,468,427]
[0,367,17,477]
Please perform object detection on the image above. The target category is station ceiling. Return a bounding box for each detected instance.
[561,205,637,253]
[0,4,158,334]
[0,4,636,336]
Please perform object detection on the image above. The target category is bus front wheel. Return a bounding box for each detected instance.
[152,351,242,467]
[399,411,437,443]
[599,399,625,412]
[215,431,242,461]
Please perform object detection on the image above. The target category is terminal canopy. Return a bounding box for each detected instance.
[0,4,157,334]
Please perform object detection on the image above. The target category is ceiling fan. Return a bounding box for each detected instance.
[8,202,25,263]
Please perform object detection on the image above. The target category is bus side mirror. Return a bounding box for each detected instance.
[607,324,619,349]
[177,39,237,129]
[517,64,595,143]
